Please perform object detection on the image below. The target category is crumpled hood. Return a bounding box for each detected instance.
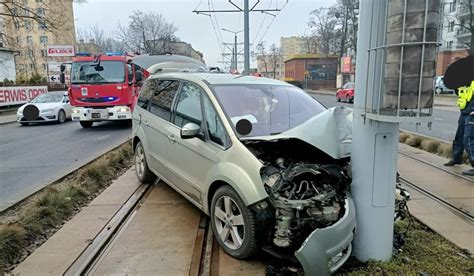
[18,102,61,112]
[242,106,353,159]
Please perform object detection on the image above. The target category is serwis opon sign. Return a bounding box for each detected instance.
[0,86,48,106]
[47,45,75,57]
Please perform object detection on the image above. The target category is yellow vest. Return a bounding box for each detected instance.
[457,81,474,110]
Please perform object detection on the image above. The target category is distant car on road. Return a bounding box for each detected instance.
[17,91,72,126]
[434,76,455,94]
[336,82,355,103]
[132,64,356,274]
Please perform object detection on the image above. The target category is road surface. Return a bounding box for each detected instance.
[0,120,131,211]
[311,93,458,142]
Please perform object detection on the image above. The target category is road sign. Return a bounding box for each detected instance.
[47,61,61,71]
[47,45,75,57]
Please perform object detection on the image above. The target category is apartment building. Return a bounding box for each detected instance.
[1,0,76,81]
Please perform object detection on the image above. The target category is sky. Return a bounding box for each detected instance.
[73,0,336,69]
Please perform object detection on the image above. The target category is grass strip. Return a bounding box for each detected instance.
[0,142,133,271]
[342,219,473,274]
[399,131,469,163]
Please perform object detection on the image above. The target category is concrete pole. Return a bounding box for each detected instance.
[243,0,250,75]
[351,0,398,261]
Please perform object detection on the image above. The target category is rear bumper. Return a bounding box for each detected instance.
[71,106,132,121]
[295,197,356,275]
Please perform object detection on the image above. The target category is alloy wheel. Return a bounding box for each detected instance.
[214,196,245,250]
[135,144,145,179]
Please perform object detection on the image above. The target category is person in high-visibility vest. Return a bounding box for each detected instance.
[443,55,474,176]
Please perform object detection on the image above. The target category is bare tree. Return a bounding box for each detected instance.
[302,35,319,54]
[308,7,340,54]
[77,25,126,52]
[116,10,178,54]
[268,43,281,79]
[256,42,268,76]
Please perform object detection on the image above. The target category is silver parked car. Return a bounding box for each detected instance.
[132,68,355,274]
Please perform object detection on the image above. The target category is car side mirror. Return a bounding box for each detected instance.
[60,73,65,84]
[181,123,200,139]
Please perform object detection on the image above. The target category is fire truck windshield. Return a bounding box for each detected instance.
[71,61,125,84]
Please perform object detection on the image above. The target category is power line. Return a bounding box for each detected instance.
[253,0,288,53]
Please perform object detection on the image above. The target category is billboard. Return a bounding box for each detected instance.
[341,56,352,74]
[0,86,48,106]
[47,45,75,57]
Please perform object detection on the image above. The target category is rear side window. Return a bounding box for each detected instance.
[137,79,157,109]
[149,80,180,121]
[173,82,202,127]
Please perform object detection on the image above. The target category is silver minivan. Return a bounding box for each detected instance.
[131,66,356,275]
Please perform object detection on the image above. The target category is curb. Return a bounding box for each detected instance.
[0,139,132,214]
[400,129,451,145]
[0,120,17,125]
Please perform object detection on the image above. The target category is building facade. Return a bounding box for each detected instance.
[1,0,76,82]
[256,54,283,79]
[437,0,472,75]
[285,54,338,90]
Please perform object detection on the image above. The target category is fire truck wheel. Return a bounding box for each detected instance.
[80,121,93,128]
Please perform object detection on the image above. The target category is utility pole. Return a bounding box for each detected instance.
[222,28,244,71]
[352,0,440,261]
[193,1,286,75]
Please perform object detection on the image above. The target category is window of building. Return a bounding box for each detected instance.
[36,7,45,16]
[28,50,34,56]
[43,63,47,70]
[26,36,33,44]
[40,36,48,44]
[40,49,47,57]
[16,36,21,44]
[24,20,32,30]
[38,20,47,30]
[18,64,25,70]
[449,0,456,13]
[149,80,180,121]
[448,21,455,32]
[14,22,20,30]
[30,64,35,69]
[447,41,454,49]
[173,82,202,128]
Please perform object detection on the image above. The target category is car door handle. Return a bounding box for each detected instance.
[168,134,176,143]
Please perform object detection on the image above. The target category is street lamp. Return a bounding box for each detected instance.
[222,28,244,72]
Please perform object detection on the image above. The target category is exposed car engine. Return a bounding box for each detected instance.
[244,138,351,251]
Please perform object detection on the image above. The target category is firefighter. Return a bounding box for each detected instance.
[443,55,474,176]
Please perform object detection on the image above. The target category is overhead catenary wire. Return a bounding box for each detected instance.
[252,0,288,53]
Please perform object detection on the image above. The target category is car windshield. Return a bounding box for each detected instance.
[213,84,326,137]
[31,93,63,103]
[71,61,125,84]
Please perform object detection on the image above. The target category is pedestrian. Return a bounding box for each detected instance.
[443,55,474,176]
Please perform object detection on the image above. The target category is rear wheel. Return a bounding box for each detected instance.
[20,122,29,126]
[80,121,93,128]
[57,110,66,124]
[336,94,341,102]
[134,141,155,183]
[210,186,257,259]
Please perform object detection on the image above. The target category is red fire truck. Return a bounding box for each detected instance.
[60,52,144,128]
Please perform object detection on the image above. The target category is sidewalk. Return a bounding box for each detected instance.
[306,89,458,110]
[0,114,16,125]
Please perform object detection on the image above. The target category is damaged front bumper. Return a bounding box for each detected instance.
[295,198,356,275]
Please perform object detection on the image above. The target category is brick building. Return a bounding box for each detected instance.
[284,54,338,90]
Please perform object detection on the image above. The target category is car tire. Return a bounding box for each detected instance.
[210,185,257,259]
[435,87,443,94]
[80,121,93,128]
[134,141,155,183]
[20,122,29,126]
[336,95,341,102]
[57,110,66,124]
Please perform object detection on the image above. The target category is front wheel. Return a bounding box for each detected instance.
[134,141,155,183]
[435,87,443,94]
[57,110,66,124]
[210,186,257,259]
[80,121,93,128]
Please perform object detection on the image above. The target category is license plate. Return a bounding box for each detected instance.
[92,113,101,118]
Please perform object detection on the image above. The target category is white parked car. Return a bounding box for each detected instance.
[434,76,455,94]
[17,91,72,126]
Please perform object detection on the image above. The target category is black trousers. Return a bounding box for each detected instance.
[452,113,474,166]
